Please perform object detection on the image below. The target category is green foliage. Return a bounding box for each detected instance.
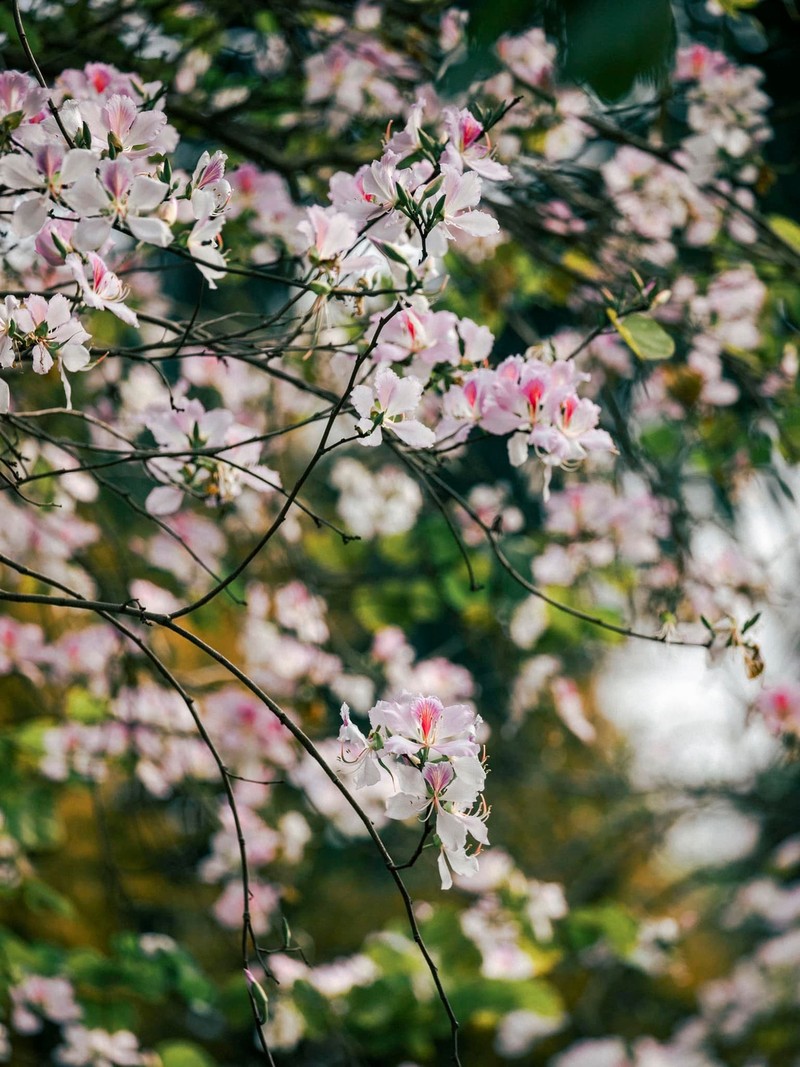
[608,310,675,362]
[157,1042,218,1067]
[768,213,800,253]
[2,782,61,850]
[565,902,640,956]
[22,879,76,919]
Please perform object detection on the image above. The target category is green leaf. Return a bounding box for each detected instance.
[3,786,62,849]
[246,973,270,1024]
[718,0,761,12]
[156,1041,216,1067]
[23,879,75,919]
[451,976,563,1020]
[66,688,108,724]
[441,559,489,611]
[353,579,439,631]
[371,240,410,266]
[768,214,800,254]
[640,423,682,460]
[608,310,675,361]
[253,11,278,32]
[567,903,639,955]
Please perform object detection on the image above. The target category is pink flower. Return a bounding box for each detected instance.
[351,366,435,448]
[142,394,280,515]
[66,252,138,325]
[214,880,279,935]
[756,684,800,738]
[0,616,48,682]
[187,214,227,288]
[674,44,729,82]
[434,166,499,240]
[298,205,381,280]
[338,703,383,788]
[0,70,47,124]
[370,693,480,760]
[370,305,460,366]
[190,150,231,219]
[55,1025,146,1067]
[13,293,91,408]
[35,219,77,265]
[97,92,169,157]
[330,154,404,223]
[11,976,81,1035]
[0,296,20,373]
[551,677,596,744]
[384,757,489,889]
[65,156,172,249]
[299,205,357,262]
[0,143,96,237]
[441,106,512,182]
[497,28,556,88]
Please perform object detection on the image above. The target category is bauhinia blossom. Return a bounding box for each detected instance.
[189,150,231,219]
[371,693,480,759]
[66,251,139,325]
[756,684,800,739]
[187,213,227,288]
[0,141,97,237]
[337,692,488,889]
[64,155,172,249]
[386,757,489,890]
[0,293,91,410]
[142,394,281,515]
[351,366,436,448]
[92,92,171,158]
[438,353,617,495]
[441,106,512,182]
[431,165,500,244]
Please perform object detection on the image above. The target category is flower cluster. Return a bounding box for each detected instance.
[439,352,617,493]
[532,478,671,587]
[675,44,771,166]
[10,976,81,1035]
[141,392,281,516]
[325,136,502,268]
[0,3,796,1064]
[367,302,493,377]
[0,64,236,408]
[338,692,488,888]
[330,458,423,538]
[601,146,721,265]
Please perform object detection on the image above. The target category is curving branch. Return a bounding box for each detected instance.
[0,560,464,1065]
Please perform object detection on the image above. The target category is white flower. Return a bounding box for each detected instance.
[351,367,435,448]
[187,214,227,288]
[66,252,138,326]
[190,150,231,219]
[65,156,172,250]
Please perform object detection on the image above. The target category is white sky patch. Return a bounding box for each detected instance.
[597,642,775,790]
[595,469,800,870]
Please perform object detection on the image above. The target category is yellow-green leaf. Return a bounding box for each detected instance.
[608,310,675,361]
[768,214,800,253]
[157,1041,216,1067]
